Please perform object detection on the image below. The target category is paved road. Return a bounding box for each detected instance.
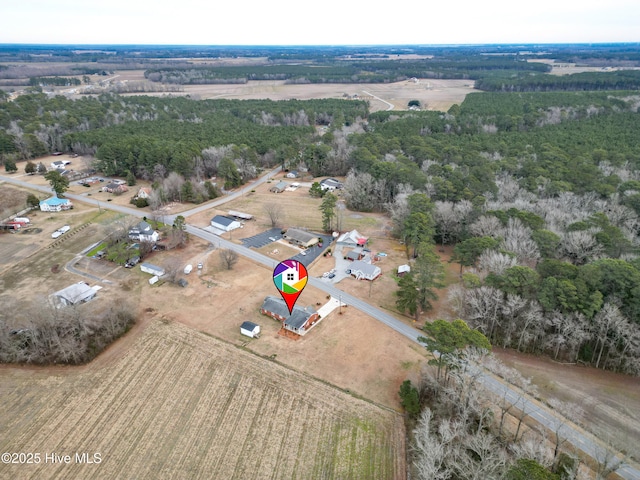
[2,172,638,479]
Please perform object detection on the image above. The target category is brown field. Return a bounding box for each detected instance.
[0,320,405,479]
[4,66,475,113]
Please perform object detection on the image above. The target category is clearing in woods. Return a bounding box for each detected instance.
[0,320,405,479]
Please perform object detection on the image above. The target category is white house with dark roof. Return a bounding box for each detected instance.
[211,215,241,232]
[128,221,159,243]
[50,159,71,169]
[320,177,343,191]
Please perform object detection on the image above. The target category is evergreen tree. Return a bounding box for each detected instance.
[44,170,69,197]
[4,158,17,173]
[320,192,337,232]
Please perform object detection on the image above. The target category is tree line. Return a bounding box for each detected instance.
[0,299,135,365]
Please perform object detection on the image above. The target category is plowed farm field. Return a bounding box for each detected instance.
[0,320,405,480]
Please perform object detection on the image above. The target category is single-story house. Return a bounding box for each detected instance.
[50,159,71,169]
[39,196,73,212]
[102,182,128,194]
[260,296,319,336]
[140,262,165,277]
[337,229,368,247]
[285,170,299,178]
[398,264,411,276]
[346,247,365,262]
[283,228,319,248]
[228,210,253,221]
[240,321,261,338]
[211,215,241,232]
[135,187,152,199]
[349,260,381,281]
[128,221,160,243]
[52,282,96,306]
[270,180,288,193]
[320,177,343,191]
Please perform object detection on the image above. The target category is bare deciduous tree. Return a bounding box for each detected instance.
[263,202,284,228]
[219,248,239,270]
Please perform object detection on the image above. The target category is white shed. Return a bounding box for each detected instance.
[240,321,261,338]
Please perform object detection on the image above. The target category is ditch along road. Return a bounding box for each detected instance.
[2,172,639,479]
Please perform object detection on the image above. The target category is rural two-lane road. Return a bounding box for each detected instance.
[2,171,639,479]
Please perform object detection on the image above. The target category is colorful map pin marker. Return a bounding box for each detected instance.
[273,259,308,314]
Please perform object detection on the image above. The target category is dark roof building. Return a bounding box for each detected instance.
[283,228,319,248]
[260,296,319,336]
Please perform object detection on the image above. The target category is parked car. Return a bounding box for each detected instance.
[125,256,140,268]
[184,264,193,274]
[197,262,203,270]
[328,273,336,279]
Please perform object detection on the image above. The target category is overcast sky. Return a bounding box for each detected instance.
[1,0,638,45]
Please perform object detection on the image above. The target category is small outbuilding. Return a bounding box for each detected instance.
[269,180,288,193]
[346,247,365,261]
[211,215,241,232]
[228,210,253,221]
[240,321,261,338]
[398,264,411,276]
[140,262,165,277]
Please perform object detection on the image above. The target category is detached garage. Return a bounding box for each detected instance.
[240,321,261,338]
[211,215,241,232]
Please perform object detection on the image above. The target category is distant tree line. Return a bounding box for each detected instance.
[476,70,640,92]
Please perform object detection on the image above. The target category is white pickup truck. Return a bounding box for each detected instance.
[51,225,70,239]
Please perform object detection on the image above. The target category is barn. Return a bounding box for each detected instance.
[240,321,261,338]
[211,215,241,232]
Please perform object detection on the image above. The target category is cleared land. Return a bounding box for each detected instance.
[0,320,405,479]
[6,66,475,113]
